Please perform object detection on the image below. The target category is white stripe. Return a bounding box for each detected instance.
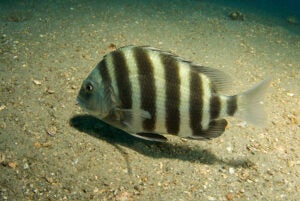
[219,95,228,118]
[200,74,211,130]
[147,50,166,133]
[177,62,193,137]
[122,48,143,131]
[105,54,119,99]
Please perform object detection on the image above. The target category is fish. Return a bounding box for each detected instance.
[77,45,270,142]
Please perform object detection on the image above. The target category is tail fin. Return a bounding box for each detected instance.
[235,78,271,127]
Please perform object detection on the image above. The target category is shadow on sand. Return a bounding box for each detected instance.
[70,115,254,169]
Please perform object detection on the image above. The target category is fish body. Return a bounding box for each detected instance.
[77,45,270,142]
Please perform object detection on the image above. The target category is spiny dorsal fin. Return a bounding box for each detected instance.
[119,45,232,92]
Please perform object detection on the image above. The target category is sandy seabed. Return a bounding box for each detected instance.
[0,0,299,200]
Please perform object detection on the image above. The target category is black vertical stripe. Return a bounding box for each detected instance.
[227,95,237,116]
[111,50,132,109]
[209,95,221,120]
[161,55,180,134]
[98,59,111,85]
[189,71,203,135]
[134,47,156,131]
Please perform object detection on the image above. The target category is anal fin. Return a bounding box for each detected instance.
[188,119,228,140]
[129,132,168,142]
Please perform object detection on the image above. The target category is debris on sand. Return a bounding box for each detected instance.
[0,104,6,112]
[286,16,299,25]
[229,11,244,21]
[8,161,17,169]
[108,43,117,51]
[33,79,42,85]
[46,126,57,137]
[2,10,32,23]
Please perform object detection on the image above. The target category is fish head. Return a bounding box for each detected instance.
[77,68,113,118]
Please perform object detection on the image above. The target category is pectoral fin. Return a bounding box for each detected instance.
[188,119,228,140]
[116,108,152,120]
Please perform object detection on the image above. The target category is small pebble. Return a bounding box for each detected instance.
[34,142,41,148]
[72,158,79,165]
[134,185,140,191]
[229,167,235,174]
[208,196,216,201]
[41,142,52,147]
[108,43,117,51]
[33,80,42,85]
[45,176,54,184]
[226,146,233,153]
[46,89,55,94]
[93,187,99,193]
[23,162,29,169]
[8,161,17,169]
[46,126,57,136]
[226,193,234,200]
[0,105,6,111]
[236,121,247,128]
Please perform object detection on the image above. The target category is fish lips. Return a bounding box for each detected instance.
[76,95,108,118]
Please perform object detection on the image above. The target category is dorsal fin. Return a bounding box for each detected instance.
[136,46,232,92]
[189,65,232,92]
[116,45,232,92]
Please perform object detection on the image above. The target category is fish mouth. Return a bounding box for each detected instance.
[76,96,106,118]
[76,96,85,109]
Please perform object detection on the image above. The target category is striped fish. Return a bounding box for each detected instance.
[77,45,270,142]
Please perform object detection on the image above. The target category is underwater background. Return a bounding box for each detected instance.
[0,0,299,200]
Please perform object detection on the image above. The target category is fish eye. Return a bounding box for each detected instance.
[85,83,94,92]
